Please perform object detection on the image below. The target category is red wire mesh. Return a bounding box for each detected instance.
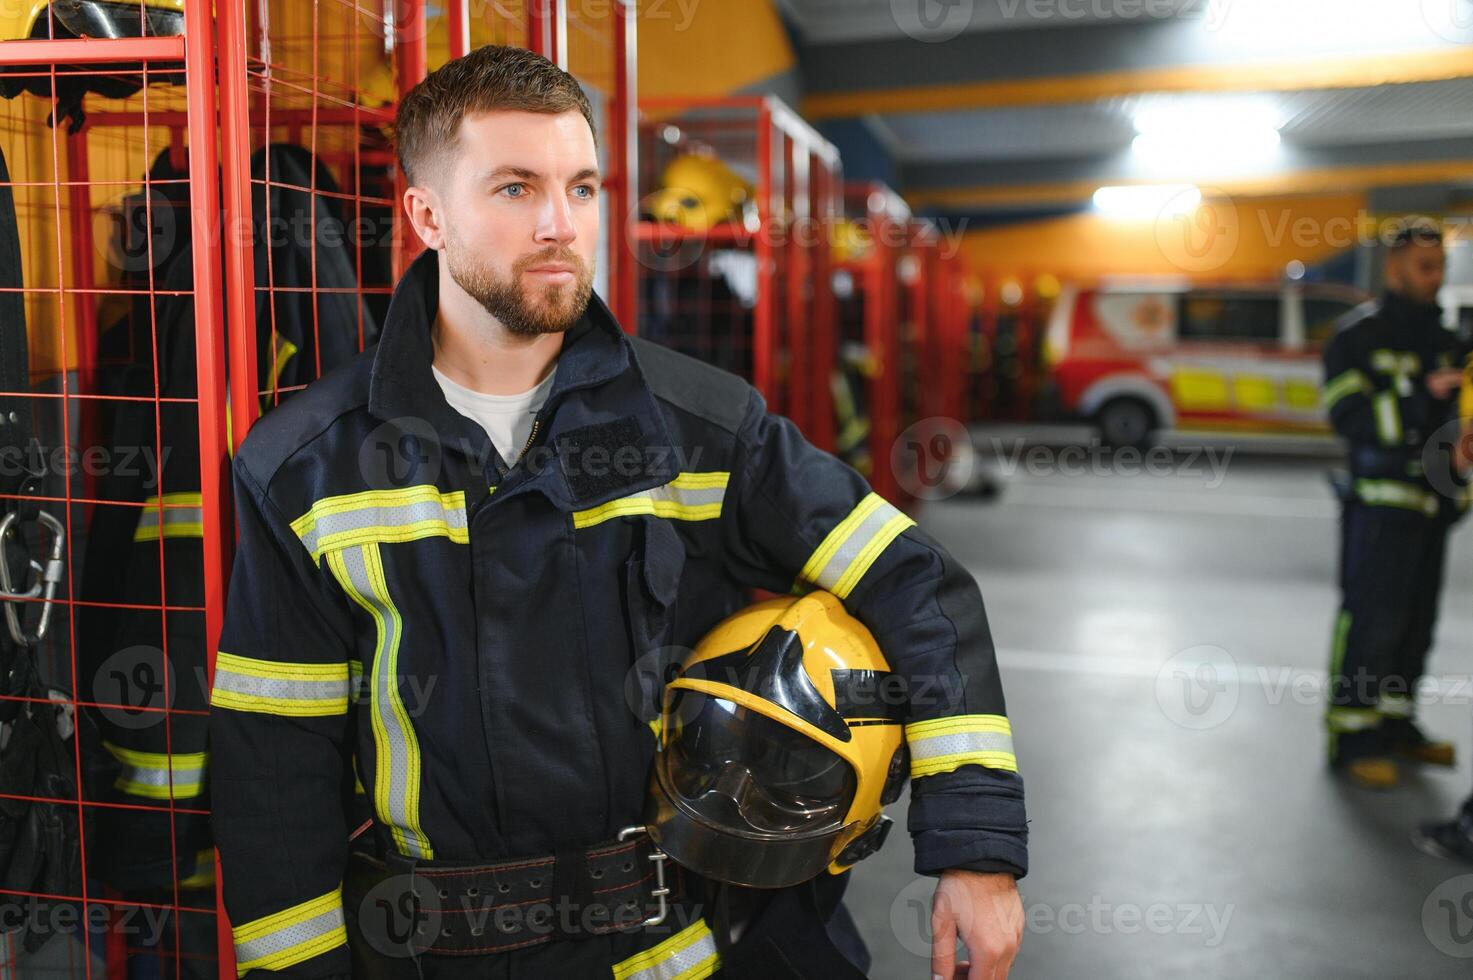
[0,3,638,977]
[634,96,840,449]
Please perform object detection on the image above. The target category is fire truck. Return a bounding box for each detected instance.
[1046,281,1370,446]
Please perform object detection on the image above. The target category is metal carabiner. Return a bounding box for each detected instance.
[617,824,671,928]
[0,509,66,647]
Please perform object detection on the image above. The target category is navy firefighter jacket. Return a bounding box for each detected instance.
[210,249,1028,976]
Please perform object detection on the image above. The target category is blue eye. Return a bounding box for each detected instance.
[502,184,527,199]
[573,185,595,199]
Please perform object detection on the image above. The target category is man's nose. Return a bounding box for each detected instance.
[535,192,578,245]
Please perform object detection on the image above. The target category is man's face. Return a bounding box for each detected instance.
[437,109,601,335]
[1386,241,1445,307]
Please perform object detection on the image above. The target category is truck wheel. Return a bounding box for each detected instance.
[1096,398,1155,449]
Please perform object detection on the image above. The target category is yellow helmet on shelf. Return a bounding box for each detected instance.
[646,152,753,232]
[647,590,907,888]
[0,0,184,42]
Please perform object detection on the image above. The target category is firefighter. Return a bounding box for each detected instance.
[1322,221,1463,790]
[1410,303,1473,861]
[209,45,1028,979]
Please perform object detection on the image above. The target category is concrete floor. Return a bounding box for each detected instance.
[847,433,1473,978]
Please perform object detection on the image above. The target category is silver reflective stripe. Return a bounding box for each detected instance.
[910,730,1016,761]
[134,494,203,541]
[234,898,346,973]
[613,920,720,980]
[1326,707,1380,732]
[297,495,468,559]
[104,742,206,800]
[212,671,350,706]
[572,472,729,529]
[327,544,432,859]
[800,493,915,599]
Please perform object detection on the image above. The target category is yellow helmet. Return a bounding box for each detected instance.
[832,219,872,263]
[646,153,753,232]
[647,591,907,888]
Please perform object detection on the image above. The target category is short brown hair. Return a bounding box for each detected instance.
[393,44,598,185]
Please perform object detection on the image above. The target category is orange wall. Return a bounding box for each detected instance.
[638,0,794,99]
[956,191,1372,286]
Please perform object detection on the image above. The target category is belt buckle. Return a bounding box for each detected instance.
[617,825,670,927]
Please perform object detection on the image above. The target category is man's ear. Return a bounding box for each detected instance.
[403,181,447,251]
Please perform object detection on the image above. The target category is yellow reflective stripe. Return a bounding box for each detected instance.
[328,544,432,859]
[611,919,720,980]
[272,335,298,384]
[179,849,216,890]
[232,886,346,976]
[291,486,469,563]
[1321,369,1369,409]
[796,492,916,600]
[905,714,1018,777]
[1326,707,1381,733]
[572,472,729,530]
[103,741,207,800]
[210,651,351,717]
[1372,391,1402,444]
[1353,479,1437,516]
[133,492,204,542]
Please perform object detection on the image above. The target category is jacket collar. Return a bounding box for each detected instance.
[1380,289,1442,329]
[368,248,675,509]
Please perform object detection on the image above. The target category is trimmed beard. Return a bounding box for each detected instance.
[446,241,595,337]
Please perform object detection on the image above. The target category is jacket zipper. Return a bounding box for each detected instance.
[514,417,542,468]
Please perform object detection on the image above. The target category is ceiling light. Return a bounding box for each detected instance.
[1092,184,1202,219]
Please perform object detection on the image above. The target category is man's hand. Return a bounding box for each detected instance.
[930,869,1023,980]
[1427,367,1463,400]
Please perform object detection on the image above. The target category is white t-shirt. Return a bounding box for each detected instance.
[432,363,555,465]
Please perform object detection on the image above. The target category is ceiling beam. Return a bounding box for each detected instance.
[905,160,1473,210]
[799,18,1473,120]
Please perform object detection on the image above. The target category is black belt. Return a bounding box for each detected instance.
[375,825,677,956]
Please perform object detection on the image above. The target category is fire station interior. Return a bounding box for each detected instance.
[2,0,1473,977]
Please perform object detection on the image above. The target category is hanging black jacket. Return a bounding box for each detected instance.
[211,248,1027,977]
[78,144,379,896]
